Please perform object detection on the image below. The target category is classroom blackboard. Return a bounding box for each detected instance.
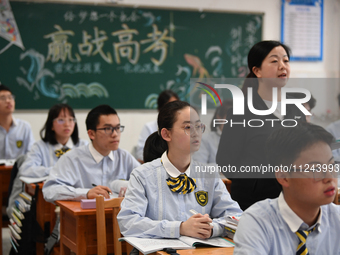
[0,1,263,109]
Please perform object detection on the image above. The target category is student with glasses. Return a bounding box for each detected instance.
[43,104,140,202]
[0,84,35,159]
[118,101,242,239]
[234,122,340,255]
[8,103,87,216]
[20,103,87,178]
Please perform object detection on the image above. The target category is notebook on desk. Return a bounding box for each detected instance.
[119,236,234,255]
[80,193,119,209]
[19,176,48,184]
[0,159,15,166]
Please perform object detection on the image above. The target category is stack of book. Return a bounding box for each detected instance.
[215,214,241,239]
[224,215,241,239]
[8,191,32,252]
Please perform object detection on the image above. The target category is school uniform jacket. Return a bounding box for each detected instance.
[0,118,34,159]
[7,138,87,217]
[20,139,88,178]
[117,156,242,239]
[43,144,140,203]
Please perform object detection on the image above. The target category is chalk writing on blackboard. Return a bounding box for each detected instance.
[16,49,108,100]
[3,2,263,109]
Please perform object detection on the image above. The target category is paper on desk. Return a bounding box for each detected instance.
[119,237,192,254]
[80,193,119,209]
[0,159,15,166]
[179,236,234,247]
[119,236,234,254]
[109,179,129,193]
[19,176,48,184]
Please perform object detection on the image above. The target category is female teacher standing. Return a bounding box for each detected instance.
[216,40,306,210]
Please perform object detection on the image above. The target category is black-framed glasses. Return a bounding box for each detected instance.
[294,161,340,182]
[96,126,125,135]
[0,95,15,101]
[184,123,206,136]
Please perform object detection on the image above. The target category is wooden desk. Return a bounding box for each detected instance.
[25,182,56,255]
[0,165,13,255]
[56,200,121,255]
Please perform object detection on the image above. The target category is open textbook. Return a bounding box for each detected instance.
[119,236,234,254]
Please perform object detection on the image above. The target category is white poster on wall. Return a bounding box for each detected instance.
[281,0,323,61]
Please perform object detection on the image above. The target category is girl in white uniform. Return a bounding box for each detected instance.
[7,104,87,216]
[20,103,88,178]
[118,101,242,239]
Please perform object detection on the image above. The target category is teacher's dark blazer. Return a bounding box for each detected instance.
[216,89,306,210]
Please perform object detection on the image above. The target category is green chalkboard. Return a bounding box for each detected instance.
[0,1,263,109]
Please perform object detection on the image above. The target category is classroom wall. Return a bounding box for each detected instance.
[13,0,340,153]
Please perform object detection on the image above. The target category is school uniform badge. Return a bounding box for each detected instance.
[195,191,208,206]
[16,140,23,148]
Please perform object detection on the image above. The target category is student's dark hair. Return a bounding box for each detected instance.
[86,104,117,131]
[0,84,12,93]
[337,93,340,107]
[210,99,233,131]
[146,101,191,162]
[157,90,180,111]
[242,40,291,94]
[143,131,168,163]
[288,92,316,110]
[40,104,79,145]
[266,122,334,167]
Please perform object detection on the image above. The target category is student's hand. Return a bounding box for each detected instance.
[180,213,213,239]
[87,185,112,199]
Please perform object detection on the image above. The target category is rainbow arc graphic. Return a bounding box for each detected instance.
[196,82,222,106]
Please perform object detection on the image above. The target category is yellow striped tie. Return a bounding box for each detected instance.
[295,227,316,255]
[54,147,70,158]
[166,173,196,195]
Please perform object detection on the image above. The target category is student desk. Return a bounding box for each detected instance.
[25,182,56,255]
[0,165,13,255]
[56,200,125,255]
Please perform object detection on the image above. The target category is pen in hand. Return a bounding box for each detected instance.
[190,209,214,227]
[92,183,112,195]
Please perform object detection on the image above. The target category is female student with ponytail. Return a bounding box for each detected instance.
[118,101,242,239]
[216,40,306,210]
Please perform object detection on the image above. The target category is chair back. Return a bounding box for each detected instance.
[96,196,124,255]
[222,178,232,193]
